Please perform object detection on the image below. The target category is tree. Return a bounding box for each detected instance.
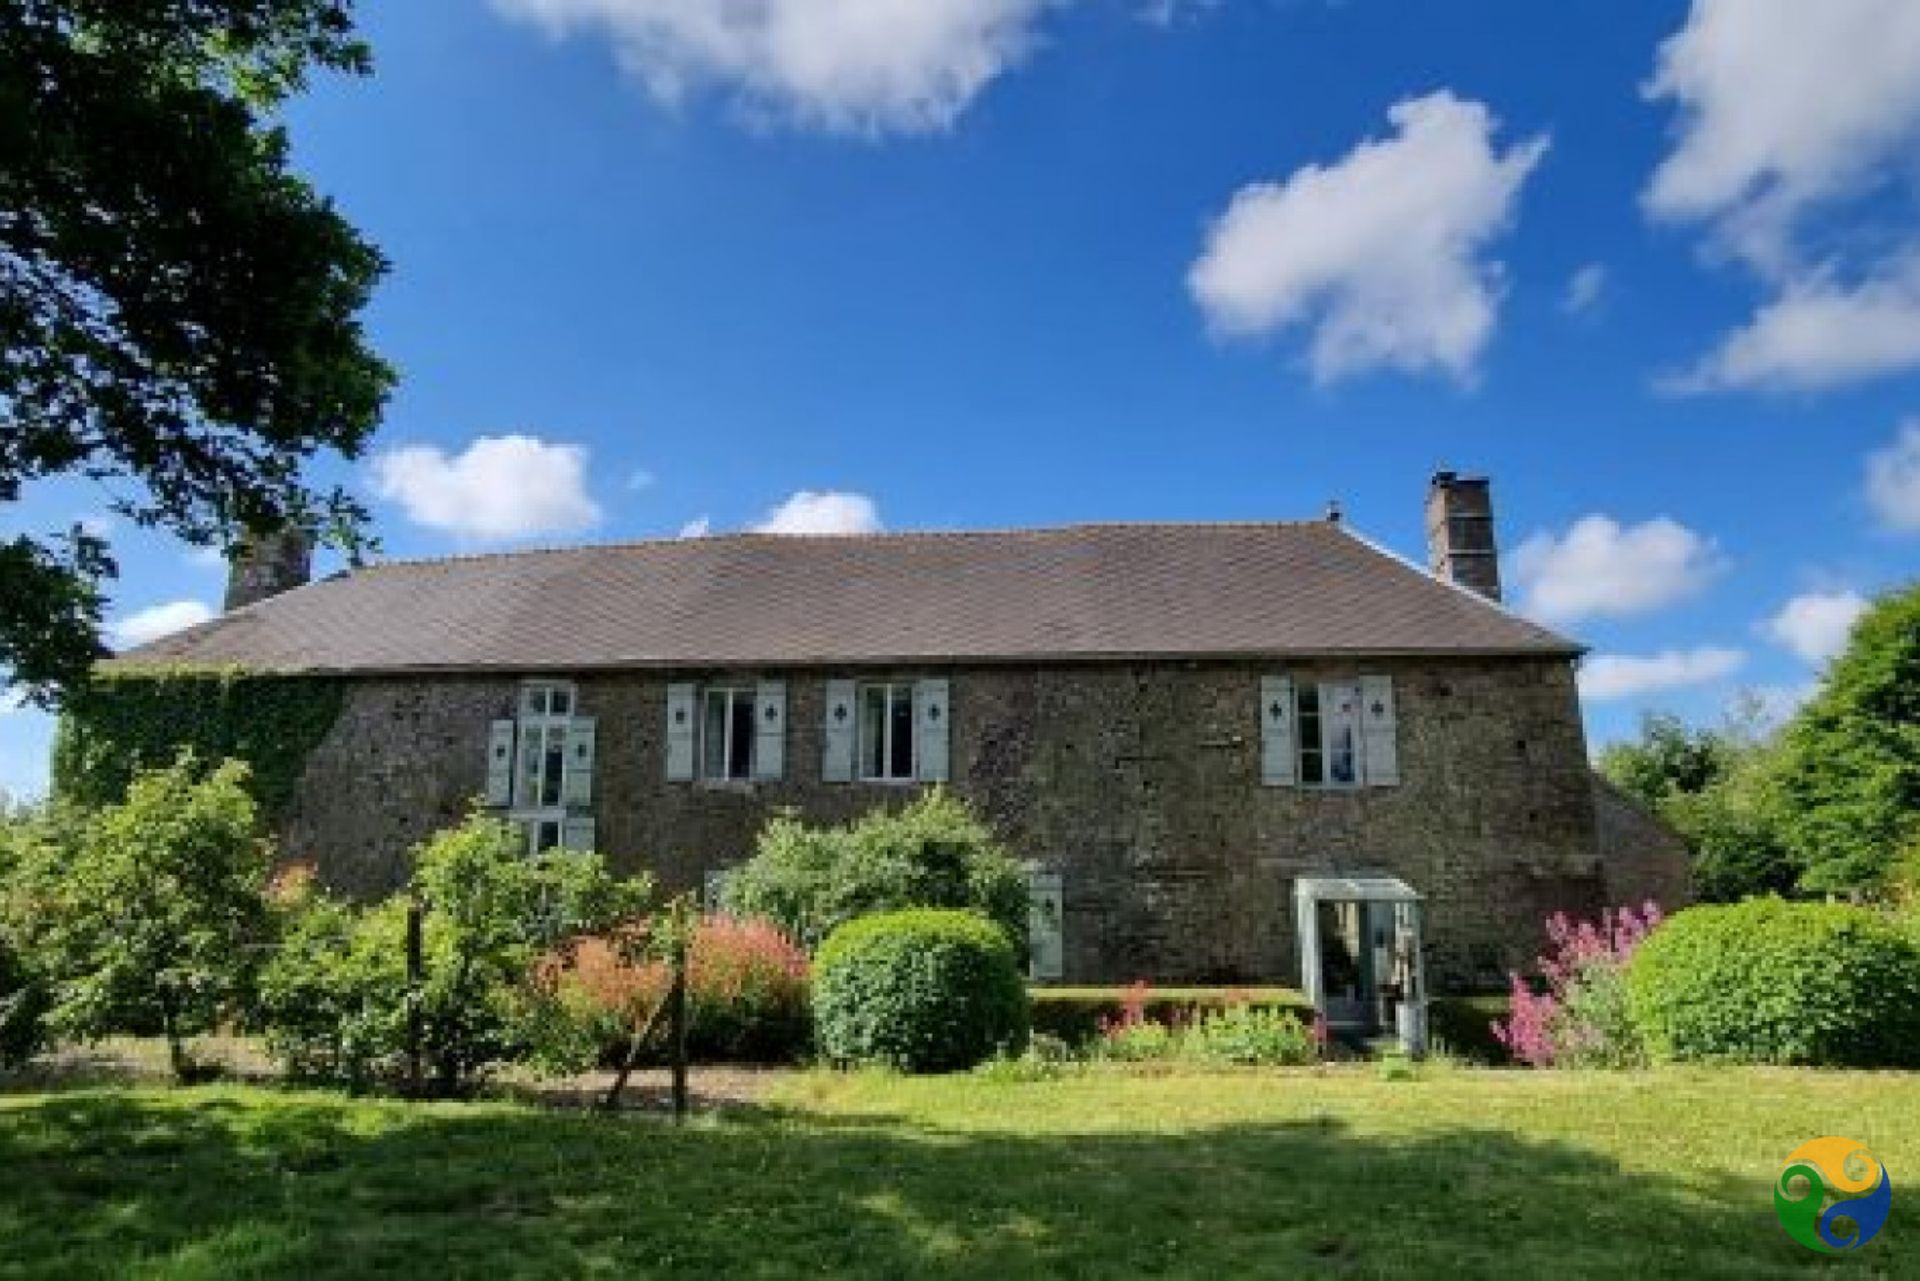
[1596,713,1731,810]
[724,789,1030,952]
[1772,581,1920,896]
[1598,705,1794,903]
[7,754,272,1079]
[1,1,392,701]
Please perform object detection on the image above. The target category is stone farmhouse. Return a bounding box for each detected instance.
[109,473,1687,1034]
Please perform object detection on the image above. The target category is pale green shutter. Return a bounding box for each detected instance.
[1028,868,1064,980]
[1259,675,1296,786]
[561,815,596,853]
[753,681,786,781]
[486,719,516,807]
[1360,674,1399,786]
[822,680,856,783]
[666,683,696,782]
[561,716,596,806]
[914,678,950,782]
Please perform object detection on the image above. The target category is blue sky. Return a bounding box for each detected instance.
[5,0,1920,798]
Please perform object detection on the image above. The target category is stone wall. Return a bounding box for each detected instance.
[279,655,1641,990]
[1590,775,1694,912]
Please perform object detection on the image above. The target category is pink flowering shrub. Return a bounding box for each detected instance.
[1493,902,1663,1068]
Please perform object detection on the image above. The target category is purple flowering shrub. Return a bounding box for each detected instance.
[1494,903,1663,1068]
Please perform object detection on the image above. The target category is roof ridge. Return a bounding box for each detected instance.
[351,518,1343,573]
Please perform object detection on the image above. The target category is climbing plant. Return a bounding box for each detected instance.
[52,668,344,817]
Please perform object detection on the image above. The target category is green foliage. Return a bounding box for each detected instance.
[813,909,1029,1072]
[1598,705,1795,902]
[5,755,272,1079]
[724,790,1029,953]
[1,0,392,700]
[1426,994,1511,1064]
[1179,1004,1318,1067]
[256,811,651,1095]
[1028,986,1309,1045]
[0,926,49,1068]
[1597,713,1731,809]
[1771,582,1920,895]
[1625,899,1920,1067]
[255,889,407,1090]
[52,670,344,817]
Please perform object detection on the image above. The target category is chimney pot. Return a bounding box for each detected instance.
[1425,472,1502,602]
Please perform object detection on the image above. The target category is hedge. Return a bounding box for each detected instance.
[1626,898,1920,1067]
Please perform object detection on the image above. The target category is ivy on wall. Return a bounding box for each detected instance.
[52,668,345,817]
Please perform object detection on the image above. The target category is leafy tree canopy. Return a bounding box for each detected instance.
[1772,581,1920,895]
[1,0,391,701]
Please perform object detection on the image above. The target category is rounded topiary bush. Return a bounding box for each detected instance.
[813,909,1028,1072]
[1625,899,1920,1067]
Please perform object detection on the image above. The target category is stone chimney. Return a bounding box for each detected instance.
[1424,471,1502,602]
[224,527,313,611]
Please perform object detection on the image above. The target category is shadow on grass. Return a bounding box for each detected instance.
[0,1087,1888,1279]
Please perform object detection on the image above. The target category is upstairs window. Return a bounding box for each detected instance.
[860,682,917,782]
[1260,674,1397,790]
[701,687,757,781]
[514,680,577,810]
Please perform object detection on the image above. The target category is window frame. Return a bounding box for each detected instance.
[699,685,759,782]
[857,681,919,783]
[511,680,579,855]
[1296,678,1364,791]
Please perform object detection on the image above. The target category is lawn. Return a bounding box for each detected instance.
[0,1065,1914,1278]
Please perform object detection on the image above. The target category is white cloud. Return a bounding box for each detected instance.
[370,434,603,543]
[1866,420,1920,533]
[76,513,115,540]
[1645,1,1920,390]
[626,468,657,492]
[1579,647,1746,701]
[491,0,1049,136]
[1661,259,1920,393]
[752,490,884,536]
[112,600,215,649]
[1765,590,1869,664]
[1562,263,1607,315]
[1137,0,1216,27]
[676,516,712,539]
[184,545,227,570]
[1188,91,1547,385]
[0,688,23,716]
[1509,515,1724,625]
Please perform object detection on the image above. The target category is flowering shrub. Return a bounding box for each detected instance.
[1093,981,1320,1067]
[544,913,811,1065]
[1493,902,1663,1068]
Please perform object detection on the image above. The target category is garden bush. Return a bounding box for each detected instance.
[1494,903,1661,1069]
[257,811,650,1094]
[723,791,1028,952]
[1180,1004,1318,1066]
[540,913,811,1066]
[1625,898,1920,1067]
[1030,983,1310,1045]
[813,908,1028,1072]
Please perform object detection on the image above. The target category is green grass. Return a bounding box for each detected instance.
[1,1066,1916,1278]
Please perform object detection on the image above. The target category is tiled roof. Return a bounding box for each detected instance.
[113,521,1580,673]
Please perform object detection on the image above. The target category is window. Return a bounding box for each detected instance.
[1298,680,1361,788]
[859,682,917,781]
[510,680,582,856]
[701,687,757,781]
